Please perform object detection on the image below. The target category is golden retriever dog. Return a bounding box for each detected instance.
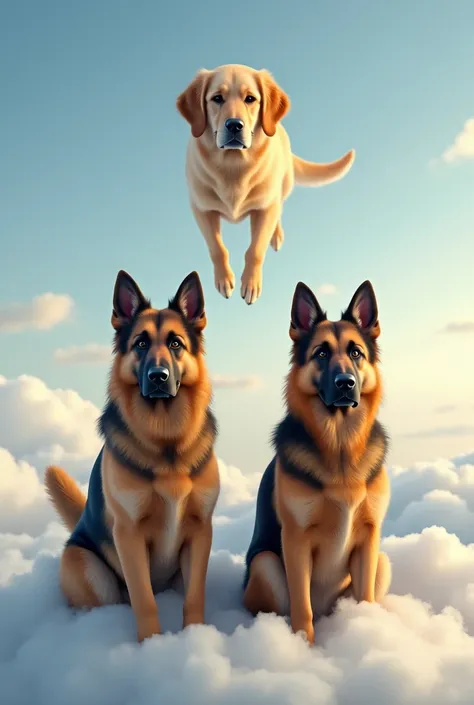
[176,63,355,305]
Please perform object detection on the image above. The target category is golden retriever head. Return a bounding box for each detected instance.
[176,64,290,149]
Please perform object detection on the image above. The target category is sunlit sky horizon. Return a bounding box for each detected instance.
[1,0,473,473]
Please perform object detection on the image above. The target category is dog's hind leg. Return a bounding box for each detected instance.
[243,551,289,617]
[60,545,123,609]
[270,222,284,252]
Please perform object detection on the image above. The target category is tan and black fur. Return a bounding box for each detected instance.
[243,280,391,644]
[44,270,219,642]
[177,64,355,305]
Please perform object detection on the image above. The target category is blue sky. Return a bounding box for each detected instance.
[1,0,473,474]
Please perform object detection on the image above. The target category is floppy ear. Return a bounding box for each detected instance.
[343,280,380,339]
[176,69,211,139]
[290,282,326,341]
[111,270,148,331]
[171,271,206,331]
[257,69,291,137]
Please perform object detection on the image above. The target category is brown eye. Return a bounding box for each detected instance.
[317,349,327,359]
[170,339,181,350]
[244,95,256,103]
[212,94,224,104]
[351,348,361,359]
[136,339,147,349]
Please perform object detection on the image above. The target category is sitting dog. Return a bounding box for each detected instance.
[44,270,219,642]
[243,279,392,644]
[177,63,355,305]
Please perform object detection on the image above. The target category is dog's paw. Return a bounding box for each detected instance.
[214,262,235,299]
[270,223,284,252]
[240,264,263,305]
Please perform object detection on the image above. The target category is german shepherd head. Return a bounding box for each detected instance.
[286,280,382,453]
[108,270,211,444]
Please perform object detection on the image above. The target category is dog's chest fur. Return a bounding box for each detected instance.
[189,149,281,221]
[274,413,389,582]
[107,468,218,591]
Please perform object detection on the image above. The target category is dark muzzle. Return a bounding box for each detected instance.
[139,359,180,399]
[318,369,360,409]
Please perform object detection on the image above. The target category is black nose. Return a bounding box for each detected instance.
[147,366,170,385]
[225,118,244,133]
[334,373,356,391]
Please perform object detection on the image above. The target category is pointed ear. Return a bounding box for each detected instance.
[111,271,148,331]
[344,281,380,339]
[257,69,290,137]
[290,282,326,341]
[171,271,206,331]
[176,69,211,139]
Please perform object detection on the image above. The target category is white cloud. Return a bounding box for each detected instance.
[434,404,457,414]
[439,321,474,334]
[211,374,262,390]
[0,293,74,333]
[401,424,474,439]
[384,452,474,545]
[2,373,474,703]
[440,116,474,163]
[0,526,473,704]
[316,283,337,296]
[54,343,112,365]
[0,374,101,474]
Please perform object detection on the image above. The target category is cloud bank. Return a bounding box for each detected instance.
[0,293,74,333]
[1,372,474,704]
[440,321,474,334]
[54,343,112,365]
[440,116,474,163]
[211,374,262,390]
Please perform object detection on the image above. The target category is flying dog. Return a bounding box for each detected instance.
[177,63,355,305]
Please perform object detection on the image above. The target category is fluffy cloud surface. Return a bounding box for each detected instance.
[1,373,474,704]
[0,293,74,333]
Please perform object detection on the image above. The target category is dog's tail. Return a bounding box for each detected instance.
[44,465,86,532]
[292,149,355,187]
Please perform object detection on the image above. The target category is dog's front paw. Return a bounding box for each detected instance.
[293,621,315,646]
[214,261,235,299]
[240,263,263,305]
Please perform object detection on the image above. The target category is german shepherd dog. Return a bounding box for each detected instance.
[243,280,391,644]
[44,270,219,642]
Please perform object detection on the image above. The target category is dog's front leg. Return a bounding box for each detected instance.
[241,202,280,305]
[180,519,213,628]
[353,524,381,603]
[113,523,160,642]
[191,205,235,299]
[281,525,314,644]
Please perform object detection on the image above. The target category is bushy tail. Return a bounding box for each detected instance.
[293,148,355,187]
[44,465,86,532]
